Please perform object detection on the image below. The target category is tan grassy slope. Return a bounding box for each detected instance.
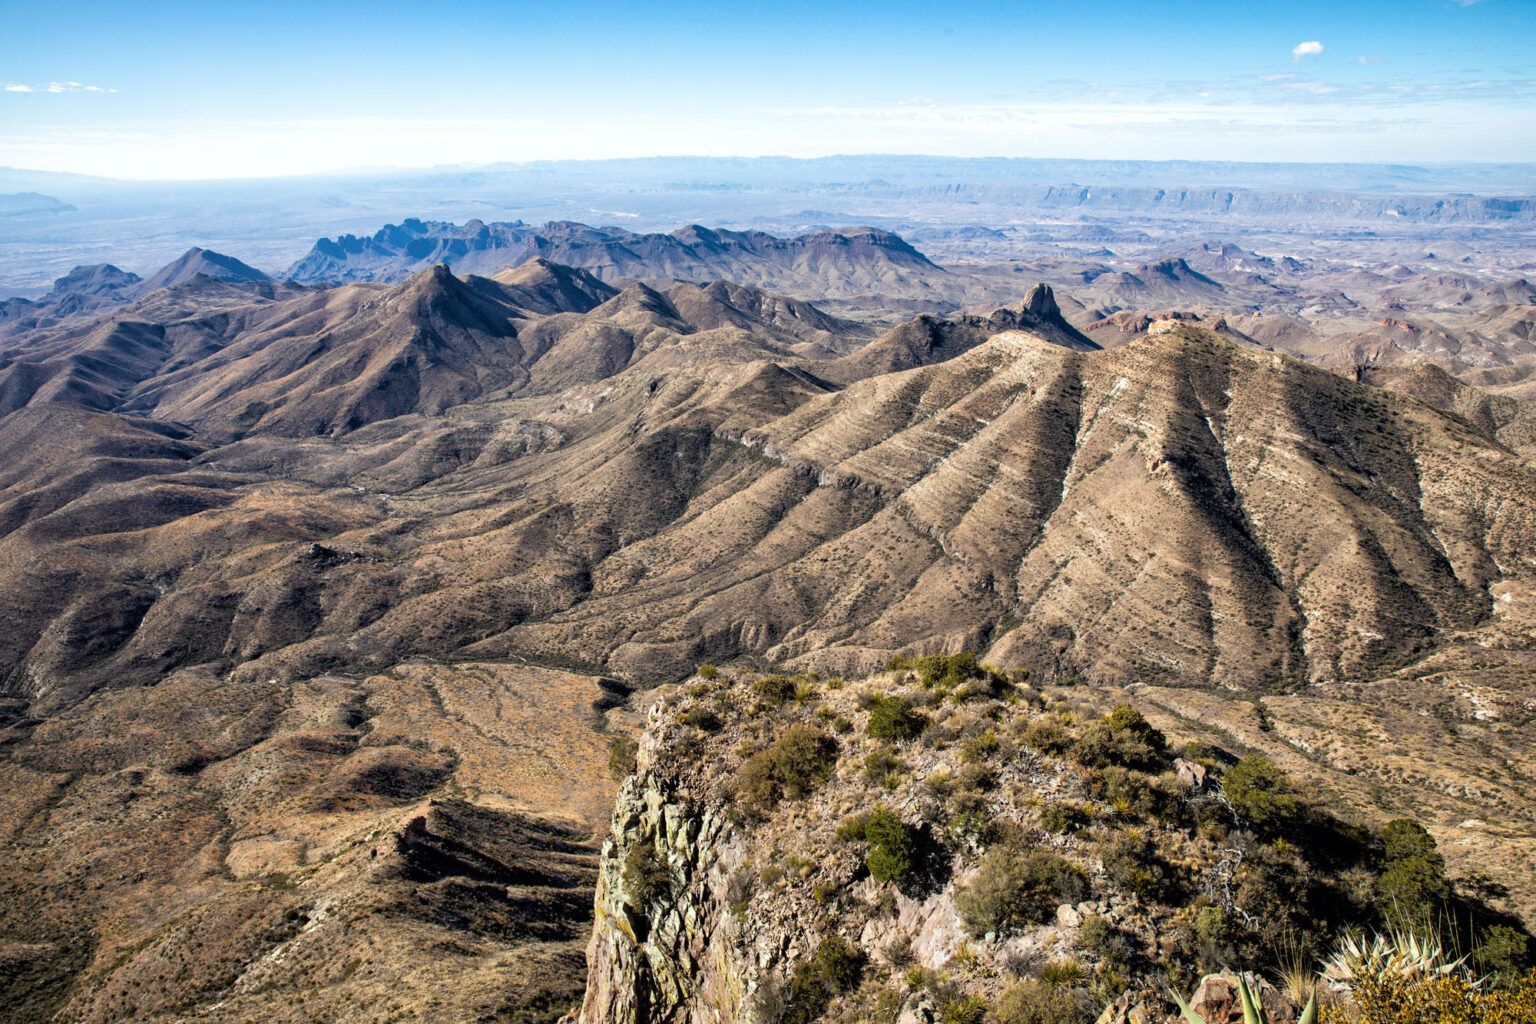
[0,660,623,1024]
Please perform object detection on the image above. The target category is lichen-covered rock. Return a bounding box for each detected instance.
[575,730,753,1024]
[1185,972,1295,1024]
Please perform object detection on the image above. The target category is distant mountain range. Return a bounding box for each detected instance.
[0,192,75,217]
[286,219,948,296]
[2,155,1534,294]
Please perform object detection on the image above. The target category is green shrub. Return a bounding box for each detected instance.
[1077,915,1131,962]
[1099,831,1176,902]
[995,979,1090,1024]
[863,745,904,787]
[1073,705,1168,770]
[1190,904,1240,973]
[955,762,996,793]
[1040,801,1090,834]
[1376,819,1450,928]
[1221,839,1332,956]
[622,841,671,908]
[834,811,871,843]
[1095,766,1175,820]
[946,788,993,848]
[867,695,926,741]
[938,994,989,1024]
[738,726,837,809]
[1222,754,1300,828]
[697,663,719,680]
[889,652,988,689]
[754,675,798,706]
[1023,716,1073,754]
[960,730,1000,763]
[1038,958,1087,987]
[871,986,905,1024]
[678,705,723,732]
[956,847,1087,936]
[606,734,638,779]
[782,934,866,1024]
[1475,924,1535,985]
[864,806,922,884]
[905,965,939,991]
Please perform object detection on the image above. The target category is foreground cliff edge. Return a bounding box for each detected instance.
[575,660,1534,1024]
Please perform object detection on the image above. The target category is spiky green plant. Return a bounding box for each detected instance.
[1171,972,1317,1024]
[1321,927,1467,990]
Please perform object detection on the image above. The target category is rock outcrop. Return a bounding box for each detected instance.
[569,662,1519,1024]
[577,732,750,1024]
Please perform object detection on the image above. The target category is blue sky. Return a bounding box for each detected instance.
[1,0,1532,178]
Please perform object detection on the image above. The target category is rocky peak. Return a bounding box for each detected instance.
[50,263,142,297]
[1021,282,1061,319]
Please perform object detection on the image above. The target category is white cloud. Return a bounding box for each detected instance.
[1292,40,1325,60]
[4,81,117,95]
[1356,56,1386,66]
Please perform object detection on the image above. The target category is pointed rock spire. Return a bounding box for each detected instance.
[1022,282,1061,319]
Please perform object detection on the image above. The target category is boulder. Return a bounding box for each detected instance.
[1175,757,1208,791]
[1186,972,1295,1024]
[1095,991,1165,1024]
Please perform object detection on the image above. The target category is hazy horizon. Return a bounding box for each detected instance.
[3,153,1536,185]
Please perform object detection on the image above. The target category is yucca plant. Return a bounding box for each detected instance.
[1171,972,1318,1024]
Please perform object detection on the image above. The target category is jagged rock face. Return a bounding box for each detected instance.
[579,754,748,1024]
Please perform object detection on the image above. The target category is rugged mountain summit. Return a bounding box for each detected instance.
[489,257,619,314]
[52,263,143,298]
[0,264,143,326]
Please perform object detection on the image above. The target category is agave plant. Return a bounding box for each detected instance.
[1322,927,1467,990]
[1171,972,1317,1024]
